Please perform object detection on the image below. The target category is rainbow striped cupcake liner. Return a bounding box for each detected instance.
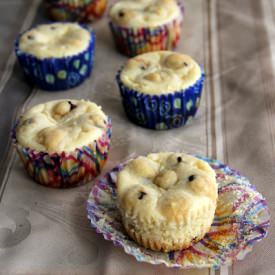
[14,24,95,91]
[44,0,107,22]
[116,69,204,130]
[12,119,112,188]
[109,2,184,57]
[87,156,270,268]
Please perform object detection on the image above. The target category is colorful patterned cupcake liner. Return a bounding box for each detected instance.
[14,24,95,91]
[87,156,270,269]
[44,0,107,22]
[109,2,184,57]
[116,69,205,130]
[12,118,112,188]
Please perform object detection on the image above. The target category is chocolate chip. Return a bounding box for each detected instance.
[27,35,34,40]
[141,65,146,70]
[177,156,182,163]
[68,101,77,111]
[188,175,195,181]
[118,11,125,17]
[138,191,146,200]
[192,236,198,242]
[184,62,188,67]
[50,26,57,30]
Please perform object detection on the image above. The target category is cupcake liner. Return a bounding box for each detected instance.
[14,24,95,91]
[44,0,107,22]
[109,2,184,57]
[116,69,205,130]
[12,119,112,188]
[87,156,270,269]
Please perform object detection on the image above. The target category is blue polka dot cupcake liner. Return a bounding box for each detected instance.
[14,24,95,91]
[116,69,205,130]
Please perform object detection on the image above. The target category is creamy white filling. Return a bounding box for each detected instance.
[19,23,91,59]
[109,0,181,28]
[16,99,108,153]
[117,152,217,223]
[120,51,202,94]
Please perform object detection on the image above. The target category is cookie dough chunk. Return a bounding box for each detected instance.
[120,51,202,95]
[19,23,91,59]
[116,152,218,252]
[16,99,108,153]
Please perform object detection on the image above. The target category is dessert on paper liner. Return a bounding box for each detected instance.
[87,152,270,269]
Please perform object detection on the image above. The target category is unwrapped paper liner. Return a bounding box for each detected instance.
[87,156,270,269]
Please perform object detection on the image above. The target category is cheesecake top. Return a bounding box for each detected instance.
[117,152,217,223]
[109,0,181,28]
[18,23,91,59]
[16,99,108,153]
[120,51,202,95]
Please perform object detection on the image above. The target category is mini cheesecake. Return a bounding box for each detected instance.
[13,99,111,188]
[15,23,95,90]
[116,51,204,130]
[109,0,183,56]
[116,152,217,252]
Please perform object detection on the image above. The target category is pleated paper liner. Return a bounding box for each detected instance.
[116,68,205,130]
[44,0,107,22]
[12,119,112,188]
[87,156,270,268]
[14,24,95,91]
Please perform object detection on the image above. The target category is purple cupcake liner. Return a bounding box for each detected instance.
[116,68,205,130]
[14,23,95,91]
